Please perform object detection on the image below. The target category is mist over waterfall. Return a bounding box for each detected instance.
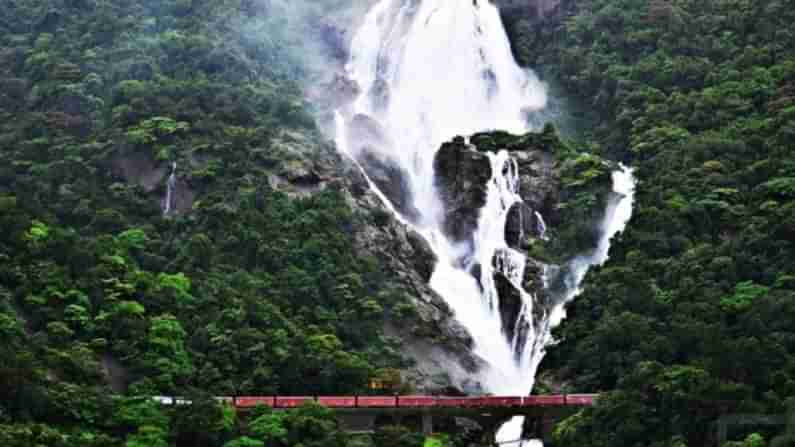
[334,0,635,443]
[337,0,547,393]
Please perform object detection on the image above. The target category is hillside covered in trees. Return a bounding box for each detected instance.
[503,0,795,445]
[3,0,795,446]
[0,0,442,445]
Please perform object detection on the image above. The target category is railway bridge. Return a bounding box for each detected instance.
[158,394,598,441]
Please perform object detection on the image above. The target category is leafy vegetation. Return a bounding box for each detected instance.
[0,0,422,444]
[503,0,795,445]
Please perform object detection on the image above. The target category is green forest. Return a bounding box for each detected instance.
[0,0,422,445]
[506,0,795,445]
[2,0,795,445]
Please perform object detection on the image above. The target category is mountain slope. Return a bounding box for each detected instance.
[503,0,795,445]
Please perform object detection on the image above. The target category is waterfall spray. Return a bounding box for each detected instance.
[333,1,635,444]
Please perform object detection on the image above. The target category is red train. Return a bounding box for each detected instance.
[226,394,597,409]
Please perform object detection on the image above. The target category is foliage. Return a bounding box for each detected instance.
[0,0,417,444]
[514,0,795,445]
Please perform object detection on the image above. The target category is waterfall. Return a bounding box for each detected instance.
[548,164,636,327]
[535,211,548,241]
[163,162,177,216]
[338,0,546,391]
[497,164,636,444]
[334,1,635,444]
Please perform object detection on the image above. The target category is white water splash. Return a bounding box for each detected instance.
[338,0,548,394]
[548,164,636,327]
[333,1,635,444]
[163,162,177,216]
[535,211,548,241]
[498,164,636,445]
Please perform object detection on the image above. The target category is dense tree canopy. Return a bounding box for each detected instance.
[502,0,795,445]
[0,0,415,444]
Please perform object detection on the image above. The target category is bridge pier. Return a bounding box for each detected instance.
[337,413,376,433]
[422,413,433,435]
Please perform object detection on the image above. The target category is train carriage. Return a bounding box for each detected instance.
[477,396,523,407]
[565,394,598,406]
[235,396,276,408]
[317,396,357,408]
[397,395,437,407]
[436,397,473,407]
[356,396,397,407]
[524,395,565,406]
[275,396,314,408]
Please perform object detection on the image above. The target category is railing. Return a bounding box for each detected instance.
[153,394,598,409]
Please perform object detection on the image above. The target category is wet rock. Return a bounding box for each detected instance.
[406,229,436,282]
[347,114,421,221]
[347,113,389,148]
[170,177,195,215]
[433,136,491,244]
[327,74,361,107]
[109,151,194,213]
[434,131,560,245]
[111,152,167,193]
[0,78,28,100]
[334,150,481,387]
[316,19,349,62]
[494,0,562,21]
[494,271,523,343]
[369,78,390,112]
[505,202,536,250]
[513,149,559,218]
[359,150,420,222]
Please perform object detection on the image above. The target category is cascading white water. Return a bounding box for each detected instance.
[535,211,548,241]
[163,162,177,216]
[334,1,636,444]
[338,0,547,393]
[343,0,546,228]
[497,164,636,445]
[548,164,636,327]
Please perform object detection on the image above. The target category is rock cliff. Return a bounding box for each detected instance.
[432,129,561,345]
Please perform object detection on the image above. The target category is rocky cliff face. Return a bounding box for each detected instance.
[433,129,561,345]
[494,0,562,21]
[253,131,484,391]
[434,130,560,248]
[433,137,492,245]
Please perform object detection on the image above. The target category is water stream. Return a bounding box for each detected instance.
[333,1,636,443]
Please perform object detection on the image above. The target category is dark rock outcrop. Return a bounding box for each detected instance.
[111,152,168,193]
[434,131,560,248]
[494,272,523,343]
[433,136,492,245]
[494,0,562,22]
[347,114,421,221]
[506,202,537,250]
[320,144,483,391]
[433,129,565,351]
[359,150,420,222]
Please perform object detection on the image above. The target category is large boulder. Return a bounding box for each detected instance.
[433,136,492,245]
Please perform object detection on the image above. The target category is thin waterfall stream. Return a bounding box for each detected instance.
[333,1,636,443]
